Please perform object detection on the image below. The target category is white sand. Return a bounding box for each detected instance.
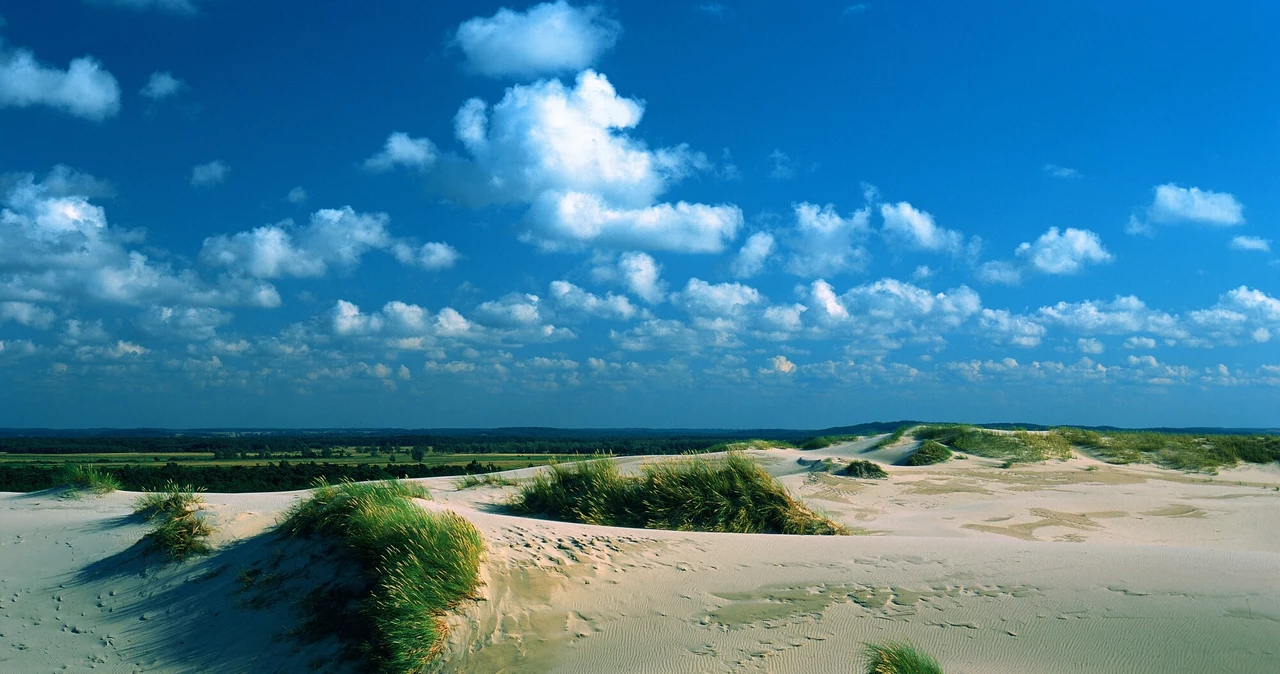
[3,445,1279,673]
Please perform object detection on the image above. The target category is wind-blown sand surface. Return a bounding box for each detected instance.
[3,438,1279,673]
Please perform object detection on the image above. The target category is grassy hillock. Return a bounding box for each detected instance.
[842,460,889,479]
[914,426,1071,463]
[511,453,847,535]
[1056,428,1280,470]
[280,480,483,672]
[133,482,215,561]
[904,440,953,466]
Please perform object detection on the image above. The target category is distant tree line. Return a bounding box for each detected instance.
[0,435,765,457]
[0,460,502,493]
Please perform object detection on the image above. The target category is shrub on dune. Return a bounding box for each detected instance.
[842,460,889,479]
[863,641,943,674]
[132,482,214,561]
[280,479,483,672]
[65,465,121,495]
[904,441,952,466]
[512,452,848,535]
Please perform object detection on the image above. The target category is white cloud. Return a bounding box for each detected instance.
[426,70,738,252]
[615,251,666,304]
[979,309,1046,347]
[1123,336,1157,350]
[140,71,184,99]
[1038,295,1184,338]
[201,207,391,278]
[286,186,307,204]
[1229,235,1270,253]
[473,293,544,328]
[549,280,636,320]
[0,40,120,120]
[671,278,763,329]
[1043,163,1081,179]
[808,279,848,321]
[1131,184,1245,234]
[1077,337,1104,354]
[331,300,383,336]
[765,354,796,374]
[1015,227,1112,275]
[783,202,870,277]
[135,305,230,340]
[730,231,775,279]
[1,171,278,308]
[190,160,229,187]
[880,201,966,254]
[454,1,621,78]
[0,301,55,328]
[769,150,795,180]
[363,132,437,172]
[977,260,1022,285]
[912,265,933,281]
[392,241,460,271]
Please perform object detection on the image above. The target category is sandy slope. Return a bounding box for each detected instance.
[3,446,1279,673]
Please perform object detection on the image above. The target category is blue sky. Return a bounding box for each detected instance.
[1,0,1278,429]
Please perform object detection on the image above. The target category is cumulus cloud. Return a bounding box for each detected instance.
[200,207,459,277]
[1124,336,1157,350]
[671,278,763,329]
[0,39,121,120]
[730,232,775,278]
[978,309,1046,347]
[549,280,636,320]
[1,170,279,308]
[286,186,307,204]
[765,354,796,374]
[1037,295,1184,339]
[134,305,231,340]
[880,201,967,254]
[1015,227,1111,274]
[1077,337,1104,354]
[190,160,228,187]
[454,1,621,78]
[1128,184,1244,234]
[595,251,667,304]
[783,202,870,277]
[140,71,184,99]
[769,150,795,180]
[401,70,739,252]
[0,301,56,328]
[391,241,460,271]
[363,132,437,172]
[1229,235,1270,253]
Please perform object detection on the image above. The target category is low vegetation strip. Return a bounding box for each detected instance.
[0,460,511,493]
[904,441,953,466]
[1056,427,1280,470]
[133,482,214,561]
[511,453,848,535]
[799,435,859,450]
[863,641,943,674]
[65,465,121,495]
[280,480,484,672]
[913,426,1071,463]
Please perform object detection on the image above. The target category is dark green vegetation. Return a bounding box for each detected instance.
[842,460,889,479]
[453,472,520,489]
[904,440,953,466]
[1056,427,1280,470]
[703,439,797,452]
[913,426,1070,464]
[799,435,863,450]
[280,480,484,672]
[871,426,910,450]
[511,453,848,535]
[133,483,214,561]
[863,641,943,674]
[65,464,121,495]
[912,425,1280,471]
[0,457,571,493]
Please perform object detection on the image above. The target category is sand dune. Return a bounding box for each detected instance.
[3,450,1278,673]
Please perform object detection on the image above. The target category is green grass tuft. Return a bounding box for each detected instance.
[454,473,519,489]
[702,439,797,453]
[863,641,944,674]
[799,435,859,450]
[842,459,889,479]
[132,482,214,561]
[280,479,483,671]
[904,440,952,466]
[65,465,121,495]
[511,453,848,535]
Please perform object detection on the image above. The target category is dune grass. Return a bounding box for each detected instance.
[65,465,121,495]
[870,426,910,450]
[511,452,848,535]
[842,459,889,479]
[132,482,214,561]
[914,426,1071,463]
[904,440,952,466]
[799,435,859,450]
[1056,428,1280,470]
[703,439,797,452]
[453,472,519,489]
[863,641,943,674]
[280,479,484,672]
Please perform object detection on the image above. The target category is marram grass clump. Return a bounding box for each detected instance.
[511,452,848,535]
[280,479,484,672]
[842,459,889,479]
[132,482,214,561]
[454,472,519,489]
[863,641,944,674]
[65,465,121,495]
[904,440,952,466]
